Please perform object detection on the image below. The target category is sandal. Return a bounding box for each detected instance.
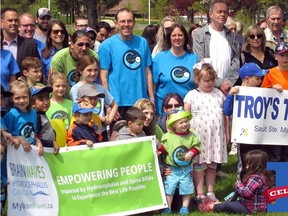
[194,194,206,204]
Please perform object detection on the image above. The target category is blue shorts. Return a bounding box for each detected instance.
[164,165,194,195]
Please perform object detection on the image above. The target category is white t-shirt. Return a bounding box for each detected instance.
[209,25,231,79]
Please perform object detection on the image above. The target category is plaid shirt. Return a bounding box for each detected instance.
[237,174,268,213]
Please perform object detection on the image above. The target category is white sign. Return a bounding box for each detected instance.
[231,87,288,145]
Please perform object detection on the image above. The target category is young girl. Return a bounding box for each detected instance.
[3,79,43,155]
[199,150,271,214]
[69,56,118,141]
[157,107,200,215]
[46,72,73,130]
[184,60,228,203]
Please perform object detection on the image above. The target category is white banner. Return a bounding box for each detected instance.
[6,136,166,216]
[231,87,288,145]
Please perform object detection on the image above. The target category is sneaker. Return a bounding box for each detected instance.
[162,208,172,214]
[206,192,219,202]
[179,207,189,215]
[216,170,229,178]
[229,143,238,155]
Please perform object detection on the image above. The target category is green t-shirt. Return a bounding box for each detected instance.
[161,130,201,167]
[46,99,73,130]
[50,47,98,91]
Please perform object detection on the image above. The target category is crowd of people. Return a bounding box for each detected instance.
[1,0,288,215]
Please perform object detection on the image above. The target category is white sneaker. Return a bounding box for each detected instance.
[229,143,237,155]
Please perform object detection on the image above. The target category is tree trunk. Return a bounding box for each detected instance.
[86,0,98,29]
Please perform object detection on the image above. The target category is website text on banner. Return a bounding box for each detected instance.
[231,87,288,145]
[7,136,167,216]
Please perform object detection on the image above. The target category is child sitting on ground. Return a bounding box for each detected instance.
[114,107,146,141]
[158,107,200,215]
[31,85,60,154]
[199,150,272,214]
[67,101,99,147]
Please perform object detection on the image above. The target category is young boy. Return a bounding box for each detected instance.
[261,42,288,162]
[114,107,146,141]
[223,62,268,180]
[72,84,105,139]
[31,86,59,154]
[157,107,200,215]
[67,101,99,147]
[21,57,43,86]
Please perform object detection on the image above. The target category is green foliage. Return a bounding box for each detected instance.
[154,0,169,20]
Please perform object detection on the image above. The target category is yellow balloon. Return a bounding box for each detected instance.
[49,119,67,147]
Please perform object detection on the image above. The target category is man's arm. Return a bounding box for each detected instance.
[100,69,109,90]
[145,67,154,102]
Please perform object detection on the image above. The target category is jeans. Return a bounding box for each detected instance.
[213,201,250,214]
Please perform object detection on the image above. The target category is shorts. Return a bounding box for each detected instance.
[194,162,217,172]
[164,165,194,195]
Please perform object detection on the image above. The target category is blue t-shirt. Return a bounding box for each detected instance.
[152,50,198,115]
[40,47,56,79]
[0,49,20,91]
[3,107,38,145]
[99,34,152,106]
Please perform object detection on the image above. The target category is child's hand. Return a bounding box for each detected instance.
[156,149,161,156]
[53,142,60,154]
[36,138,44,156]
[229,86,239,95]
[185,151,193,161]
[273,84,283,93]
[16,136,32,152]
[86,140,93,148]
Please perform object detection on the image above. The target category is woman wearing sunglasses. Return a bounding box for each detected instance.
[235,25,277,85]
[41,19,69,81]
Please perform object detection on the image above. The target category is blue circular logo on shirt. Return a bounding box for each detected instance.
[170,66,190,84]
[67,69,76,87]
[20,122,35,145]
[52,111,68,120]
[122,50,141,70]
[172,146,192,167]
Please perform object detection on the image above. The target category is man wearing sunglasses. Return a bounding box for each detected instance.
[34,7,51,43]
[50,30,98,92]
[193,0,240,95]
[264,5,288,51]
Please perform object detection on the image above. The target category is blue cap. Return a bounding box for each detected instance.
[239,63,268,79]
[31,86,52,96]
[72,102,95,114]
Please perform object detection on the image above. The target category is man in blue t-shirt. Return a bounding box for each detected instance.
[98,8,154,119]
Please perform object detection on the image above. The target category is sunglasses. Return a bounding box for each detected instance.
[77,43,90,47]
[51,29,66,35]
[166,103,181,109]
[249,34,263,39]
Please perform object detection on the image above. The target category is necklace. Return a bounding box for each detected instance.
[117,34,133,45]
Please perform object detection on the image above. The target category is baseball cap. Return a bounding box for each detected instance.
[77,84,105,99]
[167,107,192,129]
[31,86,53,96]
[101,19,115,29]
[239,63,268,79]
[83,27,96,36]
[37,8,51,18]
[275,42,288,55]
[72,101,95,114]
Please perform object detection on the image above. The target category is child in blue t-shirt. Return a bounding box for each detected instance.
[3,79,43,155]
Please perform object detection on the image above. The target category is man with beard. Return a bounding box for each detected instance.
[34,7,51,43]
